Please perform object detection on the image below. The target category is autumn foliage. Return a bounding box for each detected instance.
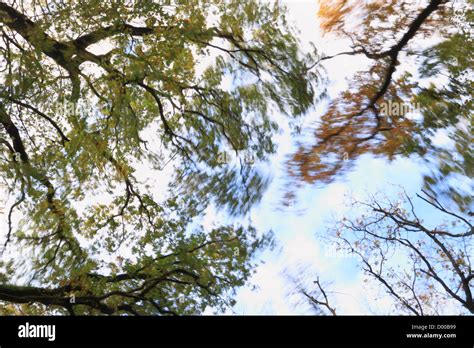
[287,0,472,206]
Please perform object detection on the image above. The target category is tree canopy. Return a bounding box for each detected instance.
[0,0,320,315]
[0,0,471,317]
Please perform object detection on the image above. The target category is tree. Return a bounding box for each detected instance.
[329,190,473,315]
[292,190,473,315]
[287,0,473,212]
[285,0,473,315]
[295,276,337,315]
[0,0,319,315]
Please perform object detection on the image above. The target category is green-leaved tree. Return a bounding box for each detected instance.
[0,0,320,315]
